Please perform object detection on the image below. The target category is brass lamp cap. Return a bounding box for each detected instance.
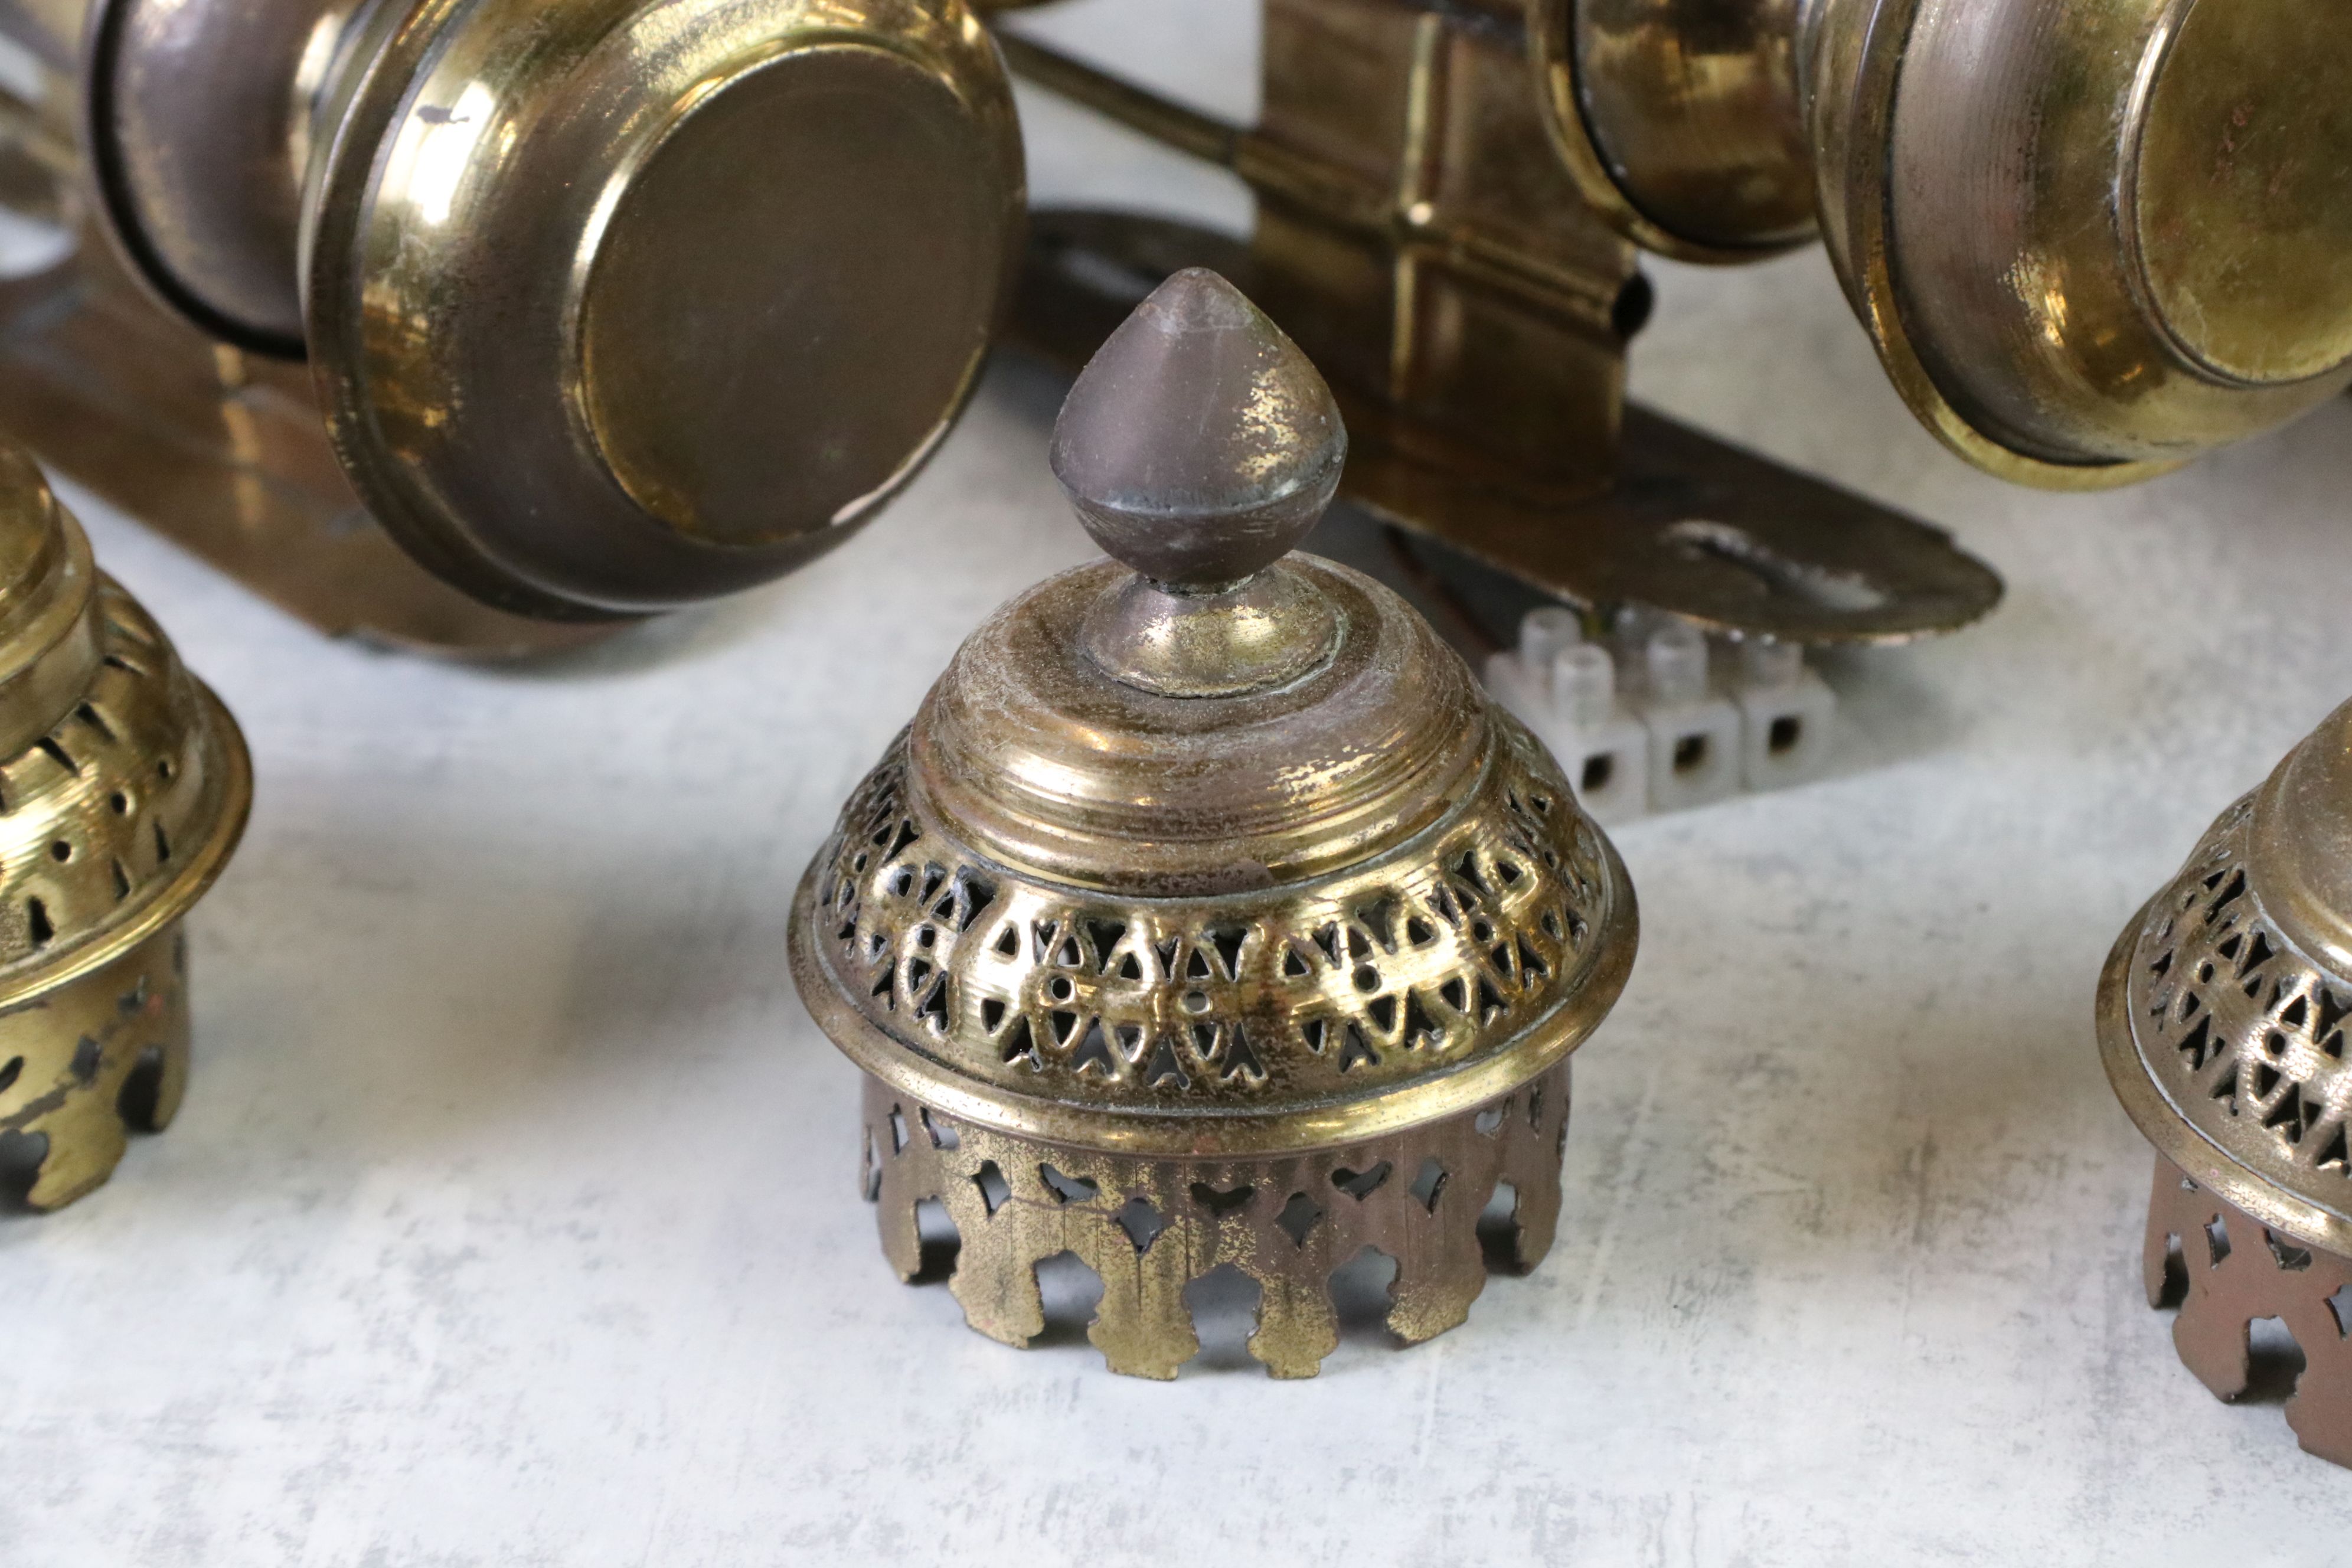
[0,446,251,1211]
[87,0,1024,618]
[789,272,1638,1377]
[2099,696,2352,1465]
[2102,698,2352,1259]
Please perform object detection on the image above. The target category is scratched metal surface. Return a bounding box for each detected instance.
[6,1,2352,1560]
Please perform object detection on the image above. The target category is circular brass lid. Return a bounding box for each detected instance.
[2101,697,2352,1260]
[1825,0,2352,484]
[302,0,1023,617]
[2129,0,2352,389]
[789,272,1638,1157]
[0,448,251,994]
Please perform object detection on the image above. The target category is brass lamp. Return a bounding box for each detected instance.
[995,0,2350,642]
[0,0,1024,650]
[790,270,1637,1378]
[0,443,251,1211]
[1537,0,2352,484]
[2099,698,2352,1466]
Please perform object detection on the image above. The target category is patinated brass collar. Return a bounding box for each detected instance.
[910,554,1479,898]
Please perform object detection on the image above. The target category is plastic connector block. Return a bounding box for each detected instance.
[1482,608,1840,819]
[1482,609,1649,824]
[1628,621,1741,812]
[1729,637,1836,792]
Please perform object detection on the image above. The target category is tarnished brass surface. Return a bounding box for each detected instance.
[0,234,621,656]
[2144,1157,2352,1469]
[0,446,250,1210]
[84,0,353,351]
[2098,695,2352,1467]
[1011,208,2002,644]
[305,0,1023,617]
[999,3,1638,489]
[1857,0,2352,477]
[1530,0,1814,261]
[790,273,1636,1376]
[2,0,1026,626]
[2097,699,2352,1263]
[1531,0,2352,479]
[860,1066,1570,1380]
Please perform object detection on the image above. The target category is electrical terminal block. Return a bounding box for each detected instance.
[1726,636,1837,793]
[1484,607,1837,822]
[1483,608,1648,825]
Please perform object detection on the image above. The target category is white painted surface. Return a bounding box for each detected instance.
[8,2,2352,1560]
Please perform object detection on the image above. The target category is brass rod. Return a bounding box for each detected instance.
[995,30,1393,239]
[0,84,71,179]
[992,30,1238,168]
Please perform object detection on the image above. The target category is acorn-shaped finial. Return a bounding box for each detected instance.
[0,446,251,1210]
[1051,270,1348,700]
[1050,268,1344,589]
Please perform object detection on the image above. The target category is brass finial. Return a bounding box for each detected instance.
[1054,269,1346,698]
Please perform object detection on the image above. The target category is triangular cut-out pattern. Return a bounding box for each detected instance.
[2129,811,2352,1203]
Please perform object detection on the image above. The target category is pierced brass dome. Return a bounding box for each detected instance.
[0,446,251,1210]
[2100,697,2352,1466]
[790,272,1638,1378]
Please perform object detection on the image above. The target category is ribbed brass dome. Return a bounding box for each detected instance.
[790,272,1637,1378]
[0,445,251,1210]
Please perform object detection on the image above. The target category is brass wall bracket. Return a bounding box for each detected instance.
[994,1,2002,644]
[0,237,609,656]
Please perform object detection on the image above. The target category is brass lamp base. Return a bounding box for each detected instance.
[2145,1156,2352,1467]
[861,1065,1570,1380]
[0,924,188,1211]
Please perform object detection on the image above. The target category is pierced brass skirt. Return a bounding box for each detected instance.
[860,1063,1570,1379]
[0,924,191,1211]
[2145,1156,2352,1466]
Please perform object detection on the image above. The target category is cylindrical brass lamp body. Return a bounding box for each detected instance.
[1534,0,2352,484]
[2,0,1027,621]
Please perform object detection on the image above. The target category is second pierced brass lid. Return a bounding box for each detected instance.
[792,272,1638,1157]
[2100,697,2352,1260]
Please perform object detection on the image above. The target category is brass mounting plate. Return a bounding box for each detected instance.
[0,237,623,658]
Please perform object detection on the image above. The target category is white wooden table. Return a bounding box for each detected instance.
[6,3,2350,1560]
